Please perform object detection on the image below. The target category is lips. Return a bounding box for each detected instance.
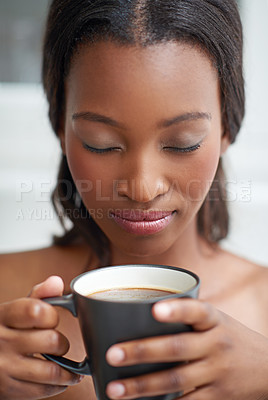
[110,210,175,235]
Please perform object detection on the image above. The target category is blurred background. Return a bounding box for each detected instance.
[0,0,268,265]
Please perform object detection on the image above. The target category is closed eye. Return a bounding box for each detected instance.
[82,143,121,154]
[163,142,202,153]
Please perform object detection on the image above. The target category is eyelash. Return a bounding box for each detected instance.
[163,142,202,153]
[82,142,202,154]
[82,143,120,154]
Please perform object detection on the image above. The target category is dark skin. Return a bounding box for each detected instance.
[1,41,268,400]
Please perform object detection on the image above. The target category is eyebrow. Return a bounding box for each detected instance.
[157,112,212,128]
[72,111,124,128]
[72,111,212,129]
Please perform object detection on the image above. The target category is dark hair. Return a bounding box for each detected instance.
[42,0,244,265]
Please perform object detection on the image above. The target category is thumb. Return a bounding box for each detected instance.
[29,275,64,299]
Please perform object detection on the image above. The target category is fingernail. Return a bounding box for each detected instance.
[107,347,125,364]
[107,382,126,398]
[154,302,172,318]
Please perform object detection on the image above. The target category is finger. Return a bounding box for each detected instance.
[152,299,220,331]
[29,276,64,299]
[4,377,68,400]
[0,298,59,329]
[106,331,208,366]
[5,328,69,356]
[9,357,83,387]
[106,360,212,400]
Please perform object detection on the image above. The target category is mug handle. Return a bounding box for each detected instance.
[41,294,91,376]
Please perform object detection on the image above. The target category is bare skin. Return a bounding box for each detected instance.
[1,42,268,400]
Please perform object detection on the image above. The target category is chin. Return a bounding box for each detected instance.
[113,235,174,260]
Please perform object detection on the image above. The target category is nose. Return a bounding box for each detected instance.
[115,152,170,203]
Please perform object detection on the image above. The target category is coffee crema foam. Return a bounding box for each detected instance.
[87,287,181,302]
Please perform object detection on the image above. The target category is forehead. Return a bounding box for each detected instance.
[66,41,220,117]
[69,40,217,81]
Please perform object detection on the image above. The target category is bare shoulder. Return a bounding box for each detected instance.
[217,248,268,304]
[0,244,91,302]
[219,248,268,282]
[206,248,268,333]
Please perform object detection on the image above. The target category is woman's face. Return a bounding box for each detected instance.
[62,41,227,258]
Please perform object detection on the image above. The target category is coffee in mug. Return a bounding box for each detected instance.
[88,287,181,302]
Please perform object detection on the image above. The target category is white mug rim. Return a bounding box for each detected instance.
[71,264,200,303]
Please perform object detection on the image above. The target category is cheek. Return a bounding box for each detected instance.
[169,134,221,207]
[66,142,117,206]
[185,142,221,203]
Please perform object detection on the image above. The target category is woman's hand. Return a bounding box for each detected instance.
[0,276,82,400]
[106,298,268,400]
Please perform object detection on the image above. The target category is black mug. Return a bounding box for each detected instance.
[43,264,200,400]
